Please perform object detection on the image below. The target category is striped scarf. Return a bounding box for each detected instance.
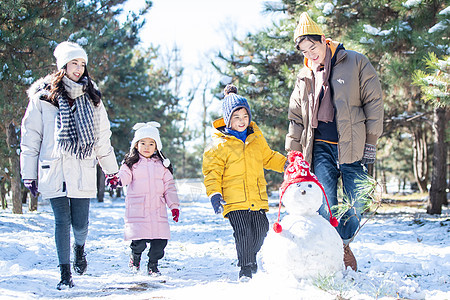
[56,76,98,159]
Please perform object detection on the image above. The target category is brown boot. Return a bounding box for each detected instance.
[343,244,357,271]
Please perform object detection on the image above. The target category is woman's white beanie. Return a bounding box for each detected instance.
[53,41,88,70]
[131,122,170,167]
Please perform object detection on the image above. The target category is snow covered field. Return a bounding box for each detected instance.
[0,179,449,300]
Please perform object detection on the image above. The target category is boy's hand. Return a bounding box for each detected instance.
[171,209,179,222]
[210,194,226,214]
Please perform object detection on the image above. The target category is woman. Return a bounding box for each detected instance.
[20,41,119,290]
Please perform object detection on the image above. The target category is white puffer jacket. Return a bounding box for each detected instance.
[20,76,119,199]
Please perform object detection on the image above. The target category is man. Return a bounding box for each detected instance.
[285,12,384,271]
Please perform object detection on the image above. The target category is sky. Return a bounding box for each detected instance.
[122,0,282,131]
[0,179,449,299]
[138,0,276,68]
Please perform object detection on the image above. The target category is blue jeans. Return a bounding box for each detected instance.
[312,142,366,244]
[50,197,90,265]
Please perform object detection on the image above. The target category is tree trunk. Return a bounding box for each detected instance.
[377,158,388,194]
[412,126,429,193]
[444,109,450,206]
[427,107,447,214]
[367,164,374,178]
[6,122,22,214]
[28,192,38,211]
[21,189,27,204]
[1,176,7,209]
[96,165,105,203]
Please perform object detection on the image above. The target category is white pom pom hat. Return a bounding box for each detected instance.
[131,122,170,167]
[53,41,88,70]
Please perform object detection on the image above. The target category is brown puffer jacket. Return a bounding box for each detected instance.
[285,40,383,164]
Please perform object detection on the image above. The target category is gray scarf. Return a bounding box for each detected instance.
[55,76,98,159]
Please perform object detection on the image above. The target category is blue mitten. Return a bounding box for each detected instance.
[361,143,376,165]
[210,194,226,214]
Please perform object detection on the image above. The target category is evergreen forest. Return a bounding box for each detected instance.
[0,0,448,215]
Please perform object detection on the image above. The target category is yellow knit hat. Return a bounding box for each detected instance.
[294,12,324,43]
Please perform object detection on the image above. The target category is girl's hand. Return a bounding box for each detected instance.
[105,173,121,190]
[171,209,179,222]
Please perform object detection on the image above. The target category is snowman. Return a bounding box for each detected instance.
[261,151,344,281]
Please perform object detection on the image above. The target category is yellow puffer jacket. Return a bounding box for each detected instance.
[202,118,286,217]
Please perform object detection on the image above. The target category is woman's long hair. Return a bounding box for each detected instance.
[123,146,174,174]
[46,66,101,107]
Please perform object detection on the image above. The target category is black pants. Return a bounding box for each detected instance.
[227,210,269,267]
[130,239,168,264]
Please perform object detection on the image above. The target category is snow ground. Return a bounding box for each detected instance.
[0,179,449,300]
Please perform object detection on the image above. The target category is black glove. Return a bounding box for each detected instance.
[210,194,226,214]
[361,143,376,165]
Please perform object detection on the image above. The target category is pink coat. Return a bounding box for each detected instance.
[118,156,179,241]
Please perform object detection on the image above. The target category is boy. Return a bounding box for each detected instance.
[202,84,286,281]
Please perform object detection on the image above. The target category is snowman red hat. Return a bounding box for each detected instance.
[274,151,338,233]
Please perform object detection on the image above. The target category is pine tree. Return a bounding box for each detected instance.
[413,53,449,213]
[0,0,181,212]
[1,0,65,214]
[213,0,449,199]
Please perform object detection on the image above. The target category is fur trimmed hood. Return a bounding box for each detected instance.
[27,75,100,105]
[27,75,52,104]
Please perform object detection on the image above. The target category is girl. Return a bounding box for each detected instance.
[202,85,286,281]
[20,41,119,289]
[118,122,180,276]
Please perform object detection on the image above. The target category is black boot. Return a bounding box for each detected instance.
[57,264,74,290]
[250,262,258,274]
[147,262,161,276]
[73,244,87,275]
[239,264,252,281]
[129,252,141,272]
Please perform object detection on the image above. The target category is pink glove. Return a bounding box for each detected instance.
[171,209,179,222]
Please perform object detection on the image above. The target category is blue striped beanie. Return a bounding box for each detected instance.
[222,92,252,128]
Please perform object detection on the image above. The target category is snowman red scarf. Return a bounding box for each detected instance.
[273,151,338,233]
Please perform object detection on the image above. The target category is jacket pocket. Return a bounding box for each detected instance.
[78,159,97,192]
[126,195,146,219]
[159,196,168,219]
[38,159,60,193]
[257,178,268,201]
[222,180,246,204]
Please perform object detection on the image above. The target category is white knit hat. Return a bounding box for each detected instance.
[53,41,88,70]
[131,122,170,167]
